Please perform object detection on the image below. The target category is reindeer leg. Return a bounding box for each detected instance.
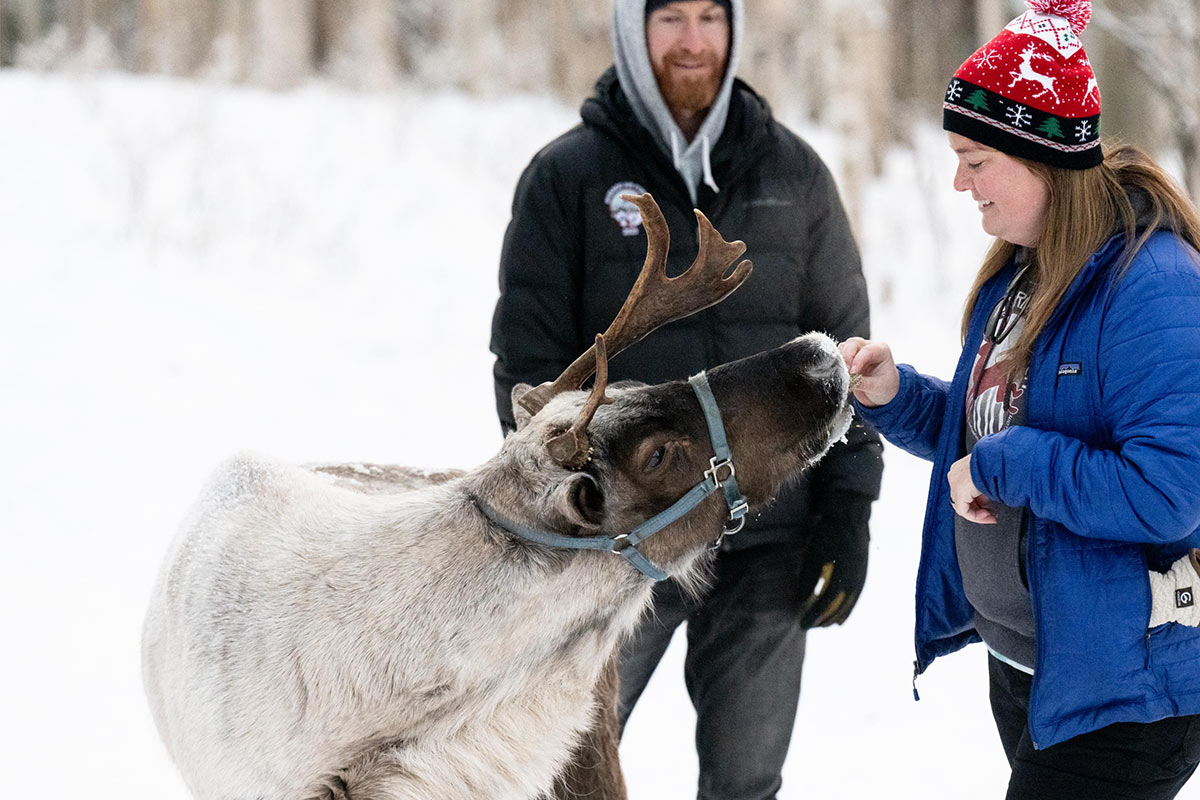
[548,649,628,800]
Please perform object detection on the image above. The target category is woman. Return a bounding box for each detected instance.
[841,1,1200,797]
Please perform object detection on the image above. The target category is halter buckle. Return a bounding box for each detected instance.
[611,533,631,553]
[705,456,736,490]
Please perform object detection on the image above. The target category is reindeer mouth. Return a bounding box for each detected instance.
[784,394,854,477]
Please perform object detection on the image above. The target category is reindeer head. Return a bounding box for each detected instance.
[486,195,851,582]
[1021,44,1053,62]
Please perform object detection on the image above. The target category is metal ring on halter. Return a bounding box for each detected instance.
[705,456,735,489]
[610,533,631,553]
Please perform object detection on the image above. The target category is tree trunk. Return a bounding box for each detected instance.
[547,0,609,100]
[253,0,315,89]
[1181,132,1200,205]
[136,0,215,76]
[974,0,1008,48]
[0,0,11,66]
[891,0,974,115]
[317,0,398,89]
[206,0,252,82]
[439,0,495,91]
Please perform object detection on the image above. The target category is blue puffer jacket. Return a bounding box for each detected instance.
[860,229,1200,749]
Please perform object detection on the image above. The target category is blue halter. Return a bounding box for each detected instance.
[473,371,748,582]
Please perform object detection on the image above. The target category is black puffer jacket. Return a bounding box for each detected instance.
[491,69,882,547]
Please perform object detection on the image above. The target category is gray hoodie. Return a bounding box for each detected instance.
[612,0,745,204]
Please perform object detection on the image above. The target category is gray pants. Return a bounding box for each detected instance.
[617,542,809,800]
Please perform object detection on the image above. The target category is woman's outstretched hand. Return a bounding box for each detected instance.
[838,337,901,408]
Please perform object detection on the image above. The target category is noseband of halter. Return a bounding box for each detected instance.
[471,371,748,582]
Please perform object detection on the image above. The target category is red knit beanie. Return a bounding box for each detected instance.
[943,0,1101,169]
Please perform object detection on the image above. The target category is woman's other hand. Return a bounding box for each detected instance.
[839,337,901,408]
[948,454,997,524]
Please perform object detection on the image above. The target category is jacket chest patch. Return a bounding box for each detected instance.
[605,182,648,237]
[1057,362,1082,376]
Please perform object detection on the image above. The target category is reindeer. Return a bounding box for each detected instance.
[141,194,855,800]
[1009,45,1061,105]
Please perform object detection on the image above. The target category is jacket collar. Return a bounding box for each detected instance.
[581,68,775,208]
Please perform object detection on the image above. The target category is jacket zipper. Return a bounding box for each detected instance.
[1025,515,1043,750]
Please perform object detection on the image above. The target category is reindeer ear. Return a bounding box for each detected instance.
[511,383,535,431]
[553,472,605,531]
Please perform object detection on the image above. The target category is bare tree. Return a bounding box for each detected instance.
[0,0,14,66]
[317,0,399,90]
[974,0,1011,47]
[204,0,252,82]
[889,0,975,118]
[545,0,609,99]
[253,0,316,90]
[1093,0,1200,199]
[137,0,217,76]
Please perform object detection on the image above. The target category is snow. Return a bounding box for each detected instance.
[0,68,1111,798]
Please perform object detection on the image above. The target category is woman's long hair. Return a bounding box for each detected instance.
[959,143,1200,377]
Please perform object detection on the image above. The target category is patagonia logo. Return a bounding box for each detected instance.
[1057,362,1082,376]
[1177,587,1195,609]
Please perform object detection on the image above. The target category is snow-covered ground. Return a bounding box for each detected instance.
[0,69,1085,798]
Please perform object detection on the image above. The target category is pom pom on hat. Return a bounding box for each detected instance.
[1026,0,1092,35]
[941,0,1102,169]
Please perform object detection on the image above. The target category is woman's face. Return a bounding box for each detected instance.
[948,132,1050,247]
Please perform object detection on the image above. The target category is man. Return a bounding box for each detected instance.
[489,1,883,797]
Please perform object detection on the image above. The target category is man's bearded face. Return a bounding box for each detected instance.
[653,45,725,113]
[646,3,730,115]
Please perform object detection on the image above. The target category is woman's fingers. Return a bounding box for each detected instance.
[840,338,900,407]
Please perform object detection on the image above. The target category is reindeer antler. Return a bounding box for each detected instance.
[521,192,753,467]
[545,334,611,469]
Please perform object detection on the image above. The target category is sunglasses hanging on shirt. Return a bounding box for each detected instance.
[984,263,1034,346]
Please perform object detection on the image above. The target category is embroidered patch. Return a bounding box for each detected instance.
[605,182,648,237]
[1057,362,1081,376]
[1177,587,1195,609]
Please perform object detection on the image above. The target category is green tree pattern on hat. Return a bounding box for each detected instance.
[965,88,990,112]
[1037,117,1065,140]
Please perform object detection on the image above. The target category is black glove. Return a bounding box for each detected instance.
[797,495,872,628]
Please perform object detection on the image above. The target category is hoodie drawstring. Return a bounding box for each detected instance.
[701,134,719,195]
[671,129,720,199]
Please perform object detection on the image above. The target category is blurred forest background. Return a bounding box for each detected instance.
[0,0,1196,211]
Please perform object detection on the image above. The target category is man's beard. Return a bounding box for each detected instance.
[653,48,725,114]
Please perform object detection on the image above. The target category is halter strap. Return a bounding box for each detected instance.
[474,371,748,581]
[689,372,749,533]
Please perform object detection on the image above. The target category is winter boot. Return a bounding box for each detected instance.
[1149,548,1200,627]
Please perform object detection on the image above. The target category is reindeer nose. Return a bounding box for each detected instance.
[782,333,850,398]
[788,332,844,370]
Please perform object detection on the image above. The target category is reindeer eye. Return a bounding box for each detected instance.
[645,446,666,471]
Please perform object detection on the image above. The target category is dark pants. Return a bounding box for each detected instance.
[989,653,1200,799]
[617,543,809,800]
